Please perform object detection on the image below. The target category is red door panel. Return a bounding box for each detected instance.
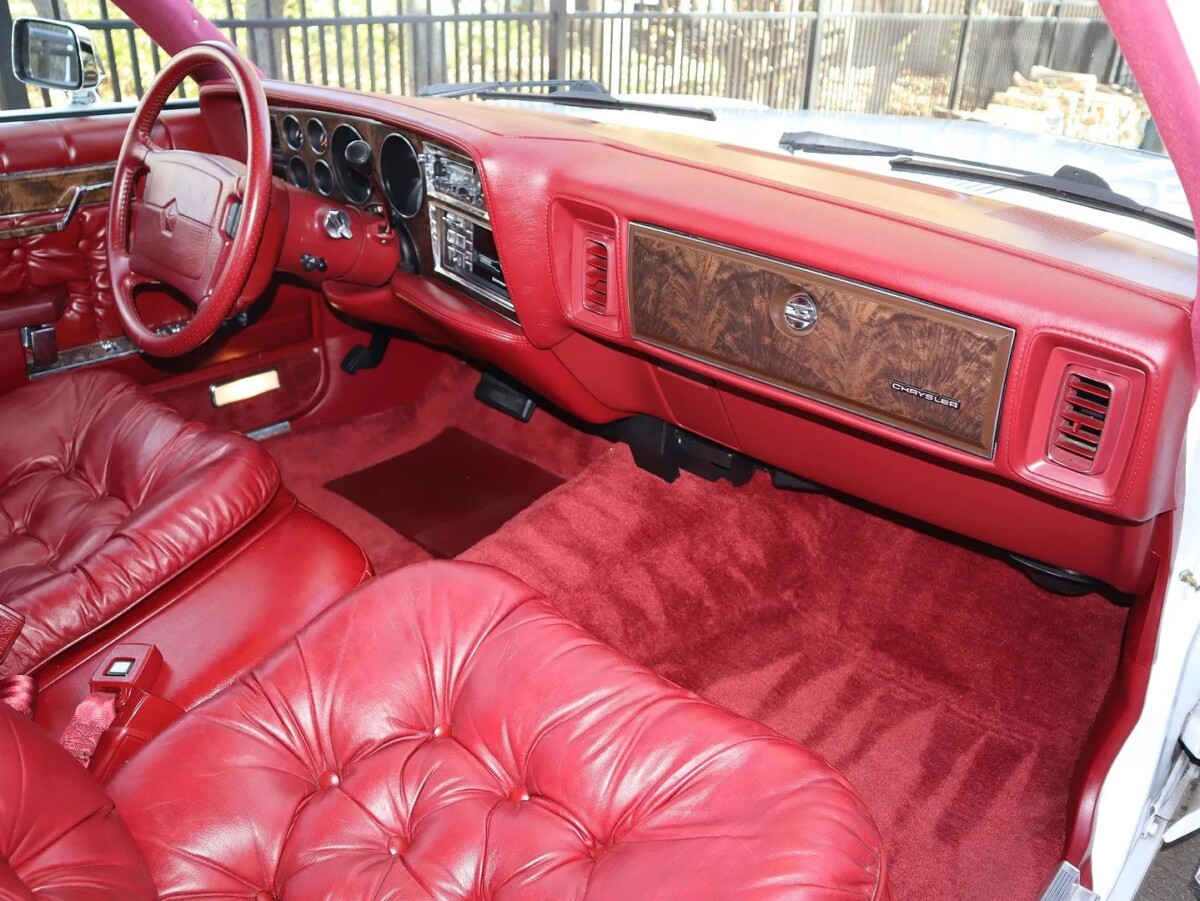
[0,107,358,435]
[0,108,215,351]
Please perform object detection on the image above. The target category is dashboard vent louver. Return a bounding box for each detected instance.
[1049,371,1113,472]
[582,238,610,314]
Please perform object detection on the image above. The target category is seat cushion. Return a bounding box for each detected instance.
[109,561,890,900]
[0,704,155,899]
[0,370,279,676]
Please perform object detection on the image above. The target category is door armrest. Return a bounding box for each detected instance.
[0,288,68,332]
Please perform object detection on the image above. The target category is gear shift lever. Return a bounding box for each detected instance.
[345,139,391,234]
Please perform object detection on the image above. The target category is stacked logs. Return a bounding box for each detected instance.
[937,67,1149,148]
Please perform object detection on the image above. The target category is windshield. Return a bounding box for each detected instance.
[2,0,1191,238]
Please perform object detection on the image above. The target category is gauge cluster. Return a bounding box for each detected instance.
[269,107,510,321]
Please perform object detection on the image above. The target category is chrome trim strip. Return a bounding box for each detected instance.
[29,335,139,378]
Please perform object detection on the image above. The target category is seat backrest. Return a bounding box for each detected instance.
[0,370,280,676]
[0,705,155,899]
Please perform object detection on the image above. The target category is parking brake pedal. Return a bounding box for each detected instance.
[475,370,536,422]
[341,330,390,375]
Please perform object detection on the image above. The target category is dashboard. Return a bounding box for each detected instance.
[202,82,1197,595]
[270,107,514,320]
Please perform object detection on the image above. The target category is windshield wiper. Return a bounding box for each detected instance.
[419,78,717,121]
[780,131,1194,239]
[419,79,610,99]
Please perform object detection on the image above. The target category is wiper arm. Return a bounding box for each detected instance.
[891,156,1194,238]
[780,131,1194,238]
[420,78,715,120]
[473,90,716,121]
[419,79,609,99]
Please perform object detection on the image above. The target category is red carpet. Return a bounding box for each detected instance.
[266,362,1127,899]
[462,448,1128,901]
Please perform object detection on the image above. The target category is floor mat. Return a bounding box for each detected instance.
[461,447,1128,901]
[264,359,611,572]
[325,427,564,558]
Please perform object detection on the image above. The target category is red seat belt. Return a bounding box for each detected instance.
[59,692,119,766]
[60,644,166,768]
[0,604,34,718]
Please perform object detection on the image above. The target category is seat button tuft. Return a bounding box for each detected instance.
[319,770,341,789]
[433,723,452,739]
[508,786,530,803]
[387,835,408,856]
[255,891,274,901]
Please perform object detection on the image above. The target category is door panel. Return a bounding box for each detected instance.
[0,108,215,351]
[0,107,346,435]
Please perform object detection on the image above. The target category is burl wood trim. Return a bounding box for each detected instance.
[0,163,114,216]
[628,223,1015,457]
[271,107,434,269]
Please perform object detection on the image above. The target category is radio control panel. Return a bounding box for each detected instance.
[420,141,515,322]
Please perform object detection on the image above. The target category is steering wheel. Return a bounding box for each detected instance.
[107,42,272,358]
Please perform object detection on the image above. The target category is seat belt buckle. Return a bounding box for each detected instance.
[89,643,163,707]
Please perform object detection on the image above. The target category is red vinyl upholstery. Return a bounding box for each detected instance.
[0,704,155,899]
[0,369,279,676]
[109,561,890,899]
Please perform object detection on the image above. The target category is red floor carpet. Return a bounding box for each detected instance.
[267,367,1128,900]
[463,451,1128,900]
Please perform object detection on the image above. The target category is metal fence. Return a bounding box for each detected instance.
[0,0,1132,115]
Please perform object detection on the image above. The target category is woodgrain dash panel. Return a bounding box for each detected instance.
[628,223,1015,456]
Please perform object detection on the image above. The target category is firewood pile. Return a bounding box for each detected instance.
[936,66,1149,148]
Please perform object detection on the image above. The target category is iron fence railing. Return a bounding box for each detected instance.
[0,0,1131,118]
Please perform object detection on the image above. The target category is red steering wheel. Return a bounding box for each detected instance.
[107,42,272,358]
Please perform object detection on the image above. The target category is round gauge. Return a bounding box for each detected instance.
[379,133,424,219]
[281,114,303,151]
[306,117,328,154]
[313,159,334,197]
[288,156,310,189]
[331,124,372,205]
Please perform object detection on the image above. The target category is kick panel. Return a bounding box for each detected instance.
[628,223,1015,456]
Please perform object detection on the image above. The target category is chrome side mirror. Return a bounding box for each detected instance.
[12,17,103,99]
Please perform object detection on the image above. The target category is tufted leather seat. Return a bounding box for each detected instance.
[0,703,155,899]
[0,369,279,676]
[109,561,890,899]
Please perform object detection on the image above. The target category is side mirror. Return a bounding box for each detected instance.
[12,17,103,93]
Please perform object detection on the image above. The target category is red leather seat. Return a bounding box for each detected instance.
[0,704,154,899]
[0,369,278,676]
[108,561,890,899]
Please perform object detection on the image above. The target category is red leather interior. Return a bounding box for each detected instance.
[0,288,67,332]
[0,704,156,899]
[199,81,1194,591]
[0,369,279,676]
[0,108,214,351]
[107,560,890,899]
[32,493,370,740]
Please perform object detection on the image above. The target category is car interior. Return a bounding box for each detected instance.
[0,12,1196,900]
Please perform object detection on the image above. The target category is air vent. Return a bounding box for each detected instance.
[581,238,610,314]
[1048,370,1113,473]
